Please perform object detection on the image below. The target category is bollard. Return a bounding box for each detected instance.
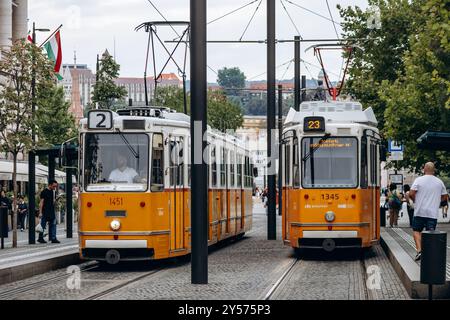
[0,207,8,249]
[420,231,447,300]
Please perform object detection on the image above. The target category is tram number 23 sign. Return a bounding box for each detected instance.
[88,110,113,130]
[304,116,325,132]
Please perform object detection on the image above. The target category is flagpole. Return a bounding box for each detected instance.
[39,24,63,48]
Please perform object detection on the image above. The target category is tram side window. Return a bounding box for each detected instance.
[360,138,368,189]
[151,133,164,192]
[230,151,235,188]
[220,148,226,187]
[293,138,300,188]
[177,139,184,187]
[211,146,217,187]
[284,141,291,186]
[237,155,242,188]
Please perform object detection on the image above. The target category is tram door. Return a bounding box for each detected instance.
[368,138,379,240]
[169,136,185,252]
[283,136,293,240]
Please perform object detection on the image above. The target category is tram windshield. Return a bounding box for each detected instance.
[84,133,149,192]
[301,137,358,188]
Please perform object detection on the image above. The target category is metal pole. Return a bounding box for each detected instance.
[28,23,37,245]
[48,154,56,184]
[66,157,73,239]
[267,0,276,240]
[294,36,300,111]
[190,0,208,284]
[278,85,283,216]
[428,284,433,301]
[301,75,307,103]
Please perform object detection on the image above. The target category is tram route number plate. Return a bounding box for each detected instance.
[304,116,325,132]
[88,110,113,130]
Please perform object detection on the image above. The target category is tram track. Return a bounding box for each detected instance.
[0,261,99,300]
[263,258,300,300]
[83,268,163,300]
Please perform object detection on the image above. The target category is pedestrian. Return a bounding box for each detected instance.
[37,180,60,244]
[17,196,28,232]
[440,195,448,219]
[409,162,448,261]
[403,184,414,227]
[0,190,12,231]
[388,183,401,227]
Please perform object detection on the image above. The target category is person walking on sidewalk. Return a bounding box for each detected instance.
[0,190,12,231]
[388,183,401,227]
[409,162,448,261]
[403,184,414,227]
[38,180,60,244]
[17,196,28,232]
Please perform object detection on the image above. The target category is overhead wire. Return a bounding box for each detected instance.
[239,0,263,41]
[280,0,303,39]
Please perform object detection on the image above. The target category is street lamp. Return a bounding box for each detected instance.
[28,22,49,245]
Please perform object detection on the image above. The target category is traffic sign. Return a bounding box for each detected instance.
[388,151,404,161]
[390,174,403,184]
[388,140,403,152]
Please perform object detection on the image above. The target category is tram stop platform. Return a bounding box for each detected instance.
[0,225,79,286]
[380,210,450,299]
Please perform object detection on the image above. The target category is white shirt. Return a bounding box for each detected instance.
[108,167,138,184]
[411,175,447,219]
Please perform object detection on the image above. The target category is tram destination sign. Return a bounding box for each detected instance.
[304,116,325,132]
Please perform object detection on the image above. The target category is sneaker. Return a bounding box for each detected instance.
[20,228,24,232]
[51,239,60,244]
[414,252,422,261]
[37,238,47,244]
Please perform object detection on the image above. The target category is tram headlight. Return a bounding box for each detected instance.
[110,220,121,231]
[325,211,335,222]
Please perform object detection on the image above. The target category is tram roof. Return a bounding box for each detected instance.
[284,101,378,127]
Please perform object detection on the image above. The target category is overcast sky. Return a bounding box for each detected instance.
[29,0,369,82]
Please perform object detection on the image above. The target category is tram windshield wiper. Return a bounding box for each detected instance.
[301,133,331,162]
[118,131,140,159]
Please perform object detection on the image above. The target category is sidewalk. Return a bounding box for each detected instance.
[381,205,450,299]
[0,223,79,286]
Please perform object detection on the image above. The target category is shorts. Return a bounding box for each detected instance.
[412,216,437,232]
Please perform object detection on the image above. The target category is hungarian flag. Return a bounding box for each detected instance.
[43,30,63,80]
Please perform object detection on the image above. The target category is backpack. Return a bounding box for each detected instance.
[389,192,402,210]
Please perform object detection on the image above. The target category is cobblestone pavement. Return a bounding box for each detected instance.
[0,199,410,300]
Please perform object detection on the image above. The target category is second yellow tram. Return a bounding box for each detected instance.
[282,101,381,252]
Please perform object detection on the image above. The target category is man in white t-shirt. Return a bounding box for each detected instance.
[108,154,139,183]
[409,162,448,261]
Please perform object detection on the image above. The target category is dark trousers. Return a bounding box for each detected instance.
[18,212,26,229]
[407,208,414,227]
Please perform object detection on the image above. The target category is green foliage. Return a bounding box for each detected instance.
[153,86,189,113]
[91,51,127,109]
[217,67,246,95]
[338,0,423,131]
[153,86,243,132]
[36,86,78,147]
[0,39,56,247]
[380,0,450,173]
[339,0,449,174]
[207,90,244,132]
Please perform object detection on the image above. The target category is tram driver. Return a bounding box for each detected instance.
[108,154,140,184]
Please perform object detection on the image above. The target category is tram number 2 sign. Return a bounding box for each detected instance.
[304,116,325,132]
[88,110,113,130]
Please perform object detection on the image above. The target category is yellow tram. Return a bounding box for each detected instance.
[281,101,381,252]
[78,107,254,263]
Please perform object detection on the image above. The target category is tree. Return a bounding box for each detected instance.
[0,39,55,247]
[91,50,127,109]
[154,86,244,132]
[338,0,424,131]
[153,85,189,113]
[380,0,450,173]
[36,86,78,147]
[217,67,246,95]
[208,90,243,132]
